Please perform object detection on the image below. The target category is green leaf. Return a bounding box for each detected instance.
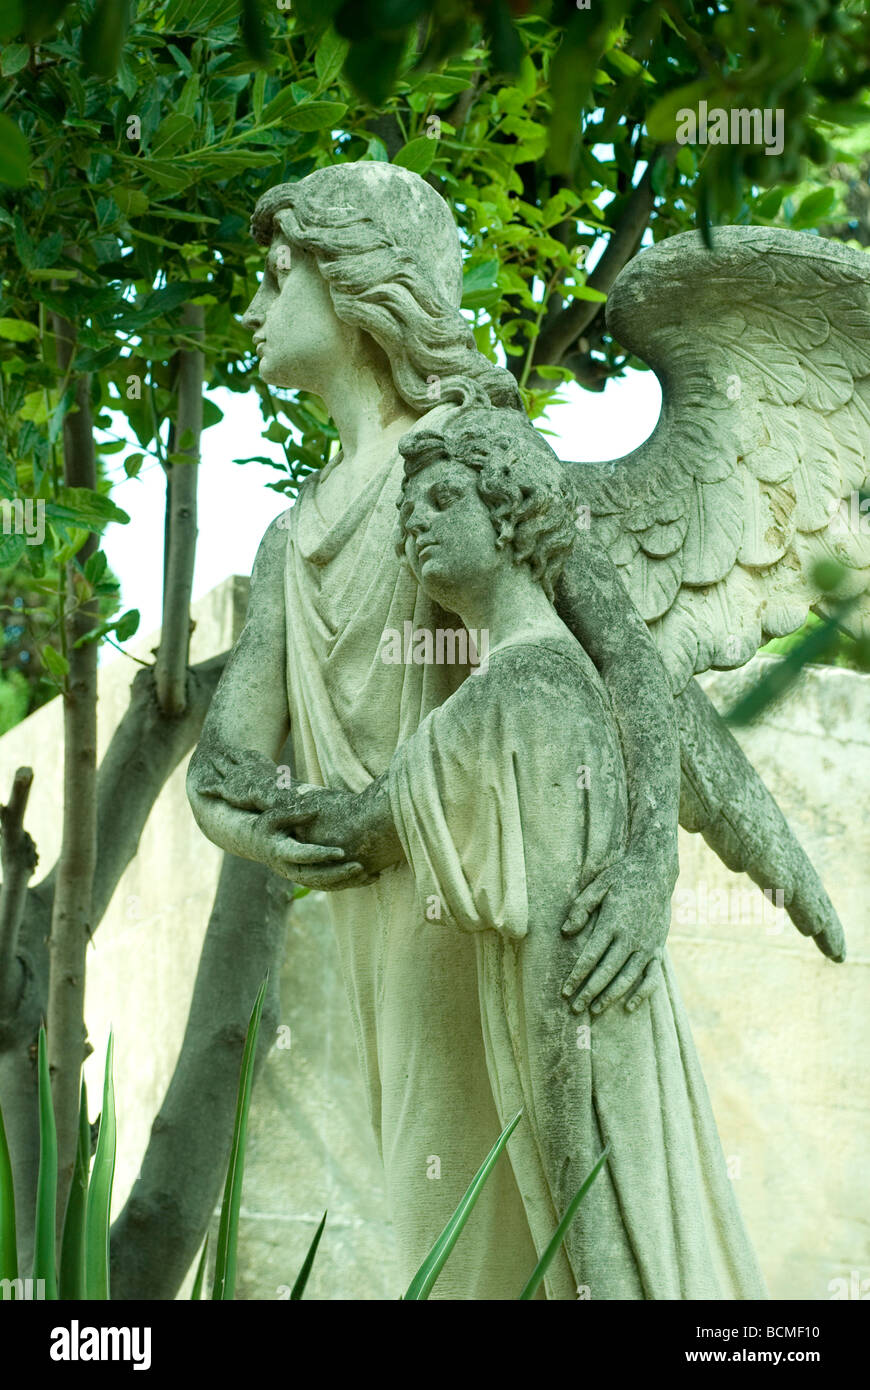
[461,258,501,310]
[645,79,712,143]
[393,138,436,175]
[570,285,607,303]
[289,1210,326,1299]
[34,1026,58,1300]
[403,1109,522,1300]
[50,488,130,529]
[85,1034,116,1300]
[42,644,69,679]
[0,1103,17,1291]
[605,47,646,78]
[314,29,348,89]
[0,116,30,187]
[113,609,139,642]
[59,1080,89,1300]
[651,154,670,196]
[0,44,29,76]
[124,452,145,479]
[151,113,196,158]
[252,69,266,121]
[191,1234,209,1300]
[676,145,697,178]
[285,99,348,131]
[84,550,108,585]
[0,318,38,342]
[518,1144,610,1299]
[755,186,785,219]
[261,90,347,128]
[0,534,25,567]
[212,976,269,1300]
[177,72,201,118]
[414,73,473,96]
[791,185,837,230]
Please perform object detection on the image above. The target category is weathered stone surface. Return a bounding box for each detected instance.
[3,581,866,1298]
[183,170,867,1298]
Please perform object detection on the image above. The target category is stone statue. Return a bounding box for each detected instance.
[187,161,868,1299]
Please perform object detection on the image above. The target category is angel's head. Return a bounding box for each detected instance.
[245,162,521,412]
[395,406,577,611]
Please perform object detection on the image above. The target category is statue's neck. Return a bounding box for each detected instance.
[317,344,420,471]
[455,567,569,656]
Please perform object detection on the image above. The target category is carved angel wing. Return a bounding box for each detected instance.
[573,226,870,692]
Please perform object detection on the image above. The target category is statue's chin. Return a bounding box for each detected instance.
[259,361,300,391]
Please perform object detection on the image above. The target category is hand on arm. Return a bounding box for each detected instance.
[553,530,681,1014]
[186,516,373,891]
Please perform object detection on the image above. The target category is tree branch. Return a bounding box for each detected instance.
[530,147,675,376]
[91,654,227,924]
[155,303,204,717]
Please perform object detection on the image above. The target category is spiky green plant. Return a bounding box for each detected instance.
[211,974,268,1300]
[0,984,608,1301]
[33,1025,57,1300]
[85,1035,116,1299]
[59,1080,90,1298]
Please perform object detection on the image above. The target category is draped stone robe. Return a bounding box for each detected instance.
[282,427,768,1301]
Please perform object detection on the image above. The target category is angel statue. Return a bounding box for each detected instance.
[187,160,868,1299]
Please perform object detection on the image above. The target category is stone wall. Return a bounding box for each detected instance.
[1,576,867,1300]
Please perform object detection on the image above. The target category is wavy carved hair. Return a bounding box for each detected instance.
[396,406,578,603]
[250,171,523,414]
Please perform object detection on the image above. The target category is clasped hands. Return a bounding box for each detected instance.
[198,747,676,1016]
[196,747,379,891]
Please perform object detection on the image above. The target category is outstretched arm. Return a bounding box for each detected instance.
[674,678,845,961]
[553,531,681,1014]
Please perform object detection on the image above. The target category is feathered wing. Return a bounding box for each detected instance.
[571,226,870,693]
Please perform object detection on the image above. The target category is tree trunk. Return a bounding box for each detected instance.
[45,309,99,1242]
[110,855,288,1300]
[0,655,227,1273]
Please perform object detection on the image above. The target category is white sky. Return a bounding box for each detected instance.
[99,369,662,657]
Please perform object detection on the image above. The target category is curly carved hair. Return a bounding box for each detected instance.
[396,406,578,603]
[251,165,523,413]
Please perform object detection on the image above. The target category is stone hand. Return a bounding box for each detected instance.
[560,844,677,1016]
[197,748,377,889]
[251,806,378,892]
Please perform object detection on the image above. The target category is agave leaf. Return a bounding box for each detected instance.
[518,1142,611,1300]
[191,1233,209,1300]
[0,1102,17,1292]
[33,1025,58,1300]
[403,1109,523,1301]
[212,975,268,1300]
[290,1211,326,1300]
[85,1035,116,1300]
[59,1080,89,1299]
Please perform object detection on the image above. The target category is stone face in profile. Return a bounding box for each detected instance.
[187,160,868,1298]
